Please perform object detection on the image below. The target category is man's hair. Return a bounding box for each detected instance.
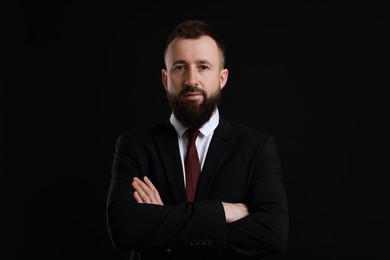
[164,20,226,67]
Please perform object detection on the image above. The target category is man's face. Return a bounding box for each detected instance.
[162,36,228,128]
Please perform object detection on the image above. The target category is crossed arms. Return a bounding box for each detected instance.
[132,176,249,223]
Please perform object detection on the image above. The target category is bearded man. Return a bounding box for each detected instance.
[106,20,289,260]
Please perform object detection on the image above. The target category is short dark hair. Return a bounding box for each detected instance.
[164,20,226,68]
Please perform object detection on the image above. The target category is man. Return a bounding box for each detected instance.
[106,19,289,260]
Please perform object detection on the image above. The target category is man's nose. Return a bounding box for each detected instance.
[184,67,198,87]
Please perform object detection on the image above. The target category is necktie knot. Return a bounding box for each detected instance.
[187,128,200,143]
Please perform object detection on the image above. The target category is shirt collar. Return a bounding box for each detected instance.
[170,109,220,138]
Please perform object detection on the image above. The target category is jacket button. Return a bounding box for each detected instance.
[196,239,201,246]
[189,239,195,246]
[202,239,207,245]
[208,238,214,245]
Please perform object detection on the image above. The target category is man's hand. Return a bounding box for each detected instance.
[132,176,164,205]
[221,202,249,223]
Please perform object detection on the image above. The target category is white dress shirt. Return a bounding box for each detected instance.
[170,109,220,186]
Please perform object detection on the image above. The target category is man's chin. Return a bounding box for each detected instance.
[182,96,204,104]
[189,100,203,107]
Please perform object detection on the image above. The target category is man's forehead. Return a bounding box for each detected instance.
[165,36,220,65]
[166,36,218,54]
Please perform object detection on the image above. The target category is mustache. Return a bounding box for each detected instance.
[180,86,206,96]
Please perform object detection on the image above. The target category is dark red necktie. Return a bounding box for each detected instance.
[184,128,200,202]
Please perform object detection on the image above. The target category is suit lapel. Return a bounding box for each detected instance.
[195,117,233,200]
[153,120,187,204]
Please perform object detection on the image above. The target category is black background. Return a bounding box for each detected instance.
[18,0,389,259]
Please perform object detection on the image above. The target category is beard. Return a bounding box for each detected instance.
[167,86,221,129]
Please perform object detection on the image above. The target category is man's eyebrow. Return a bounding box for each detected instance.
[171,59,213,66]
[171,60,186,66]
[196,59,213,66]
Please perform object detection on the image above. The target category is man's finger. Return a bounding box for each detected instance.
[144,176,163,205]
[134,177,153,195]
[144,176,157,190]
[132,181,151,203]
[133,191,143,203]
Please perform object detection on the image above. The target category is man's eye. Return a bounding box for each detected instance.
[199,65,209,70]
[173,66,185,71]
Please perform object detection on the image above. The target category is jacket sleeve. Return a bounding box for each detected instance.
[223,135,289,258]
[106,134,227,252]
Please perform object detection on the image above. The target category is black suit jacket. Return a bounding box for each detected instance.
[106,116,289,260]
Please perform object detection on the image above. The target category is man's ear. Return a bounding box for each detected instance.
[161,69,168,91]
[219,68,229,90]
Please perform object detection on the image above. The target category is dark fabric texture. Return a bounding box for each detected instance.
[106,116,289,259]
